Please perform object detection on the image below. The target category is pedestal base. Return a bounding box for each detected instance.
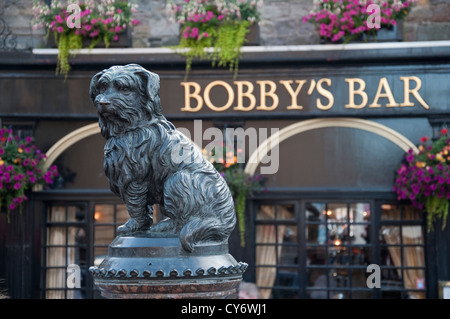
[89,235,247,299]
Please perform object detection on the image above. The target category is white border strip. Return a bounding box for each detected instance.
[32,40,450,55]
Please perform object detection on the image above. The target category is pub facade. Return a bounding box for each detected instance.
[1,40,450,299]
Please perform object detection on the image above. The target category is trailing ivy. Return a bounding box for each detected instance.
[55,30,82,78]
[426,196,449,231]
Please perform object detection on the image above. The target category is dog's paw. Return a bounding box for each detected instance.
[117,218,150,235]
[150,218,177,234]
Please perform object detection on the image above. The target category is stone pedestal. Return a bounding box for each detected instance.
[89,234,247,299]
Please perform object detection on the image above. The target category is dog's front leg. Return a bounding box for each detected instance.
[117,182,153,235]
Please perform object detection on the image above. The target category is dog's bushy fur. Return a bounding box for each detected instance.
[89,64,236,252]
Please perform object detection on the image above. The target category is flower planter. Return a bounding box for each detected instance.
[304,0,413,44]
[46,28,132,48]
[320,22,403,44]
[244,24,259,46]
[366,21,404,42]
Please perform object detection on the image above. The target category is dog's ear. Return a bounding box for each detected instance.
[132,65,163,117]
[89,69,106,102]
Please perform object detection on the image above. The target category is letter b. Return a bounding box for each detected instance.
[366,264,381,288]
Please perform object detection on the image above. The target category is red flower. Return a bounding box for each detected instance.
[441,128,448,135]
[420,136,429,143]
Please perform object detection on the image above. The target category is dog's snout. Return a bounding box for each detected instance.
[97,96,111,109]
[99,96,110,105]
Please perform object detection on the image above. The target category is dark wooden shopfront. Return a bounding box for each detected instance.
[1,41,450,298]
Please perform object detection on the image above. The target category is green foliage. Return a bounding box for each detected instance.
[55,30,82,77]
[204,143,265,246]
[426,196,449,231]
[176,21,250,79]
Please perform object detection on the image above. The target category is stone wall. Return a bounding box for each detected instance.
[2,0,450,50]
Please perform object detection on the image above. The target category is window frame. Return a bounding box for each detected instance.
[40,193,127,299]
[250,192,428,299]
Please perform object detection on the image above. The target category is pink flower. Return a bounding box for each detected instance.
[57,26,64,33]
[55,15,64,24]
[190,27,199,38]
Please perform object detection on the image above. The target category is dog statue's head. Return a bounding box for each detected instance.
[89,64,163,138]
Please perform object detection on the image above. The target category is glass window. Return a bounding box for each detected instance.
[379,204,426,299]
[43,202,129,299]
[44,205,87,299]
[254,204,298,299]
[93,204,128,266]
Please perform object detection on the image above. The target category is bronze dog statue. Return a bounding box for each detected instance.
[89,64,236,252]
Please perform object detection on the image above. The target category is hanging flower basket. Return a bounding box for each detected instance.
[0,128,58,222]
[203,142,265,247]
[32,0,141,77]
[167,0,262,78]
[303,0,416,44]
[393,128,450,231]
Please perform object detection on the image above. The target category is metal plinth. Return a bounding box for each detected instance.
[89,234,247,299]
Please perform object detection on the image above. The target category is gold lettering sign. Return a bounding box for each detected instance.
[180,76,430,113]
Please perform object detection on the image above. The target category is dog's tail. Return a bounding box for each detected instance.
[164,169,236,253]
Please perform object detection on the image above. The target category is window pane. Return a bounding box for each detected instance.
[279,244,298,266]
[280,225,297,242]
[306,224,326,244]
[403,206,422,220]
[273,270,299,299]
[329,246,348,265]
[380,226,400,246]
[46,247,66,266]
[307,247,327,265]
[308,268,327,287]
[351,269,370,288]
[117,204,129,224]
[350,246,371,265]
[256,266,276,299]
[276,205,295,220]
[94,205,114,224]
[349,203,370,222]
[48,206,67,222]
[402,226,423,244]
[349,224,369,244]
[327,203,347,223]
[95,226,114,246]
[327,223,348,244]
[94,247,108,261]
[306,202,326,223]
[257,205,276,220]
[255,225,276,244]
[45,268,65,289]
[381,204,401,220]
